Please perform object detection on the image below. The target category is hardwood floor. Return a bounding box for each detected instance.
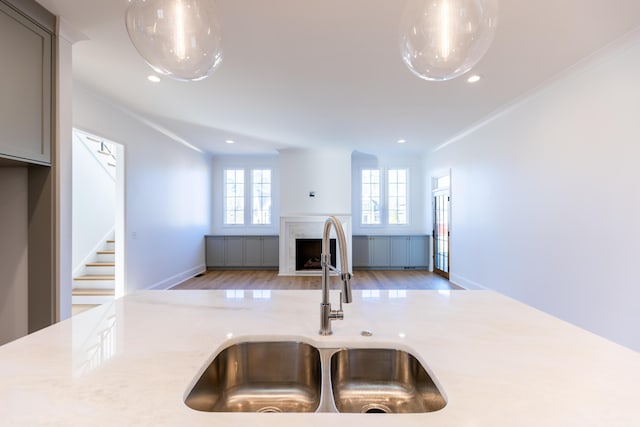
[171,269,462,290]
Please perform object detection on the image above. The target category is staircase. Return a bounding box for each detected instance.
[72,129,120,315]
[72,239,116,309]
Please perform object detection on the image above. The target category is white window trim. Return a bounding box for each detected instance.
[250,169,272,226]
[222,167,273,228]
[223,168,245,226]
[358,166,411,227]
[361,168,382,226]
[387,167,410,226]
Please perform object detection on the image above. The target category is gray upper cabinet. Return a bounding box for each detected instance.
[0,1,53,165]
[0,0,56,339]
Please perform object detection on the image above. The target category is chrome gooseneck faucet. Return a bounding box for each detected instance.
[319,216,352,336]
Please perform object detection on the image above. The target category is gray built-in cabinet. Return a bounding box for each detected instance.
[0,0,53,165]
[0,0,56,346]
[206,236,279,269]
[352,235,429,269]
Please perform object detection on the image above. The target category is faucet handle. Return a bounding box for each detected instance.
[333,292,345,321]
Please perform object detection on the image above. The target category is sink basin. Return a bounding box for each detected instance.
[185,341,446,414]
[184,341,322,413]
[330,348,446,413]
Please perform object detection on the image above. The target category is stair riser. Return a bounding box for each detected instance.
[72,295,114,305]
[95,253,115,263]
[73,280,115,290]
[84,266,115,276]
[104,242,115,251]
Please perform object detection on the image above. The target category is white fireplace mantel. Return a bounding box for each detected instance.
[279,215,352,276]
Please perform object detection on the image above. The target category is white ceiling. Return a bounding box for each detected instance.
[37,0,640,155]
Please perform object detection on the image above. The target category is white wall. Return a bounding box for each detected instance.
[211,154,280,235]
[73,85,211,291]
[0,168,28,345]
[55,19,79,322]
[279,148,352,216]
[351,152,428,235]
[71,132,116,274]
[425,33,640,351]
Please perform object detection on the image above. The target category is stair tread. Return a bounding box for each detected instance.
[86,262,115,267]
[106,240,115,243]
[97,250,115,254]
[72,288,115,296]
[74,275,115,280]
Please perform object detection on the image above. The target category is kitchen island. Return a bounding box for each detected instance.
[0,289,638,426]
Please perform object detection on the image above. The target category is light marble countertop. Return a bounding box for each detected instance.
[0,289,638,426]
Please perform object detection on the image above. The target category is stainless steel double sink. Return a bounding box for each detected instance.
[184,341,446,414]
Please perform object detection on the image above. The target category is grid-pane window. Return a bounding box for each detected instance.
[224,169,244,225]
[361,169,381,225]
[252,169,272,225]
[388,169,407,225]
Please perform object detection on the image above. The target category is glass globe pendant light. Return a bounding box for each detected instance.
[400,0,498,81]
[125,0,223,81]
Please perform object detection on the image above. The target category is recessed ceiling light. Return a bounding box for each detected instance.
[467,74,481,83]
[225,140,235,144]
[147,75,161,83]
[396,139,407,144]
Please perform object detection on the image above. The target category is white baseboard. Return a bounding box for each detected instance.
[450,273,489,290]
[147,264,206,290]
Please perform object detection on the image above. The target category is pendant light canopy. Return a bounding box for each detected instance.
[125,0,223,82]
[400,0,498,81]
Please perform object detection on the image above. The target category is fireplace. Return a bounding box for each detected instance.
[279,215,352,276]
[295,238,336,271]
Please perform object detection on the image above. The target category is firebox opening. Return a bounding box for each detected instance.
[295,238,336,271]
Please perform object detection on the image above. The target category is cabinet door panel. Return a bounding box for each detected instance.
[409,236,428,267]
[352,236,370,267]
[225,237,244,266]
[370,236,390,267]
[390,236,409,267]
[261,237,279,267]
[243,237,262,266]
[0,3,51,164]
[205,237,225,267]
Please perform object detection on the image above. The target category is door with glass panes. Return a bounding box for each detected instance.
[433,176,450,278]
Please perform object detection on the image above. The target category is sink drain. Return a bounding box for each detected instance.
[361,403,391,414]
[256,406,282,413]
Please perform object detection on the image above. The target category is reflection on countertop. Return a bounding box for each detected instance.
[72,304,119,378]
